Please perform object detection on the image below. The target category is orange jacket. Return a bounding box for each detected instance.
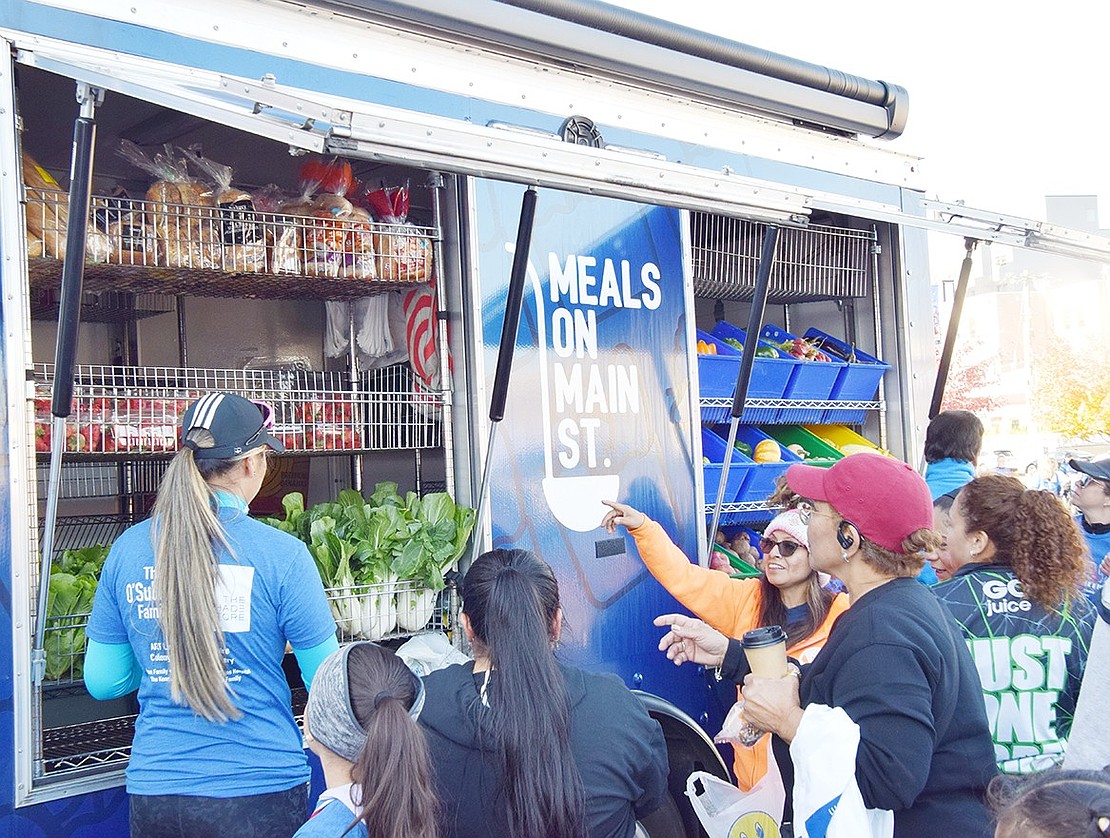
[629,517,849,790]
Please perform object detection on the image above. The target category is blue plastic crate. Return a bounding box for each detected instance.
[760,324,847,423]
[696,329,744,424]
[700,425,753,504]
[802,328,892,423]
[723,425,804,504]
[708,321,796,423]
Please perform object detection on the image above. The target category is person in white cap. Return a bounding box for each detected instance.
[601,497,848,812]
[85,393,338,838]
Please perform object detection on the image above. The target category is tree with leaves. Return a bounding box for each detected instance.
[941,338,1001,413]
[1031,328,1110,438]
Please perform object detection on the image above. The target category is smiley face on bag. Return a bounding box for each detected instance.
[730,810,780,838]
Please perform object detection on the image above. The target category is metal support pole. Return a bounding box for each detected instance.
[469,188,537,559]
[929,238,977,419]
[33,83,103,688]
[870,228,887,448]
[348,302,362,493]
[427,172,455,499]
[707,225,779,555]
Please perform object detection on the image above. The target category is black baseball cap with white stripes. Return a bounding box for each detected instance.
[181,392,285,459]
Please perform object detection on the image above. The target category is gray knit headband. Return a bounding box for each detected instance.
[305,642,426,762]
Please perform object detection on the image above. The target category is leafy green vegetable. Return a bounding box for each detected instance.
[45,554,102,682]
[261,482,476,595]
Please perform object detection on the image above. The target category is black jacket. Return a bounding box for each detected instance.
[419,660,669,838]
[801,578,997,837]
[933,562,1096,773]
[724,578,998,837]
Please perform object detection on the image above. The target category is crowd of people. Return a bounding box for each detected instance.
[85,395,1109,838]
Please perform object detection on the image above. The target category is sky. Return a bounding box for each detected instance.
[611,0,1110,226]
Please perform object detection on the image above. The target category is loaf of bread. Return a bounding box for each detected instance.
[146,180,221,268]
[373,222,433,282]
[341,207,377,280]
[22,153,68,260]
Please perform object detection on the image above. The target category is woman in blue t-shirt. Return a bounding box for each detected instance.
[86,393,338,838]
[295,642,438,838]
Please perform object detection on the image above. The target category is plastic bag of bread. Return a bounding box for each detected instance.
[358,183,433,282]
[22,151,112,262]
[262,184,303,276]
[294,158,355,278]
[117,141,220,269]
[182,148,265,273]
[304,192,354,278]
[26,231,44,259]
[91,190,155,265]
[22,153,67,259]
[341,207,377,280]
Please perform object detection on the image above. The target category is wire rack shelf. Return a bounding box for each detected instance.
[26,188,435,301]
[692,214,874,302]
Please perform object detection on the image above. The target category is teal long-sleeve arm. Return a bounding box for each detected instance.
[293,635,339,691]
[84,639,143,699]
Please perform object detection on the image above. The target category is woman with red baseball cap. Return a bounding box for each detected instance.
[659,454,999,837]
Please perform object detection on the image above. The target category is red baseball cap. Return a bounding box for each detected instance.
[786,453,933,552]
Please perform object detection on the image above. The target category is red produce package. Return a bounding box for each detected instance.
[299,157,353,199]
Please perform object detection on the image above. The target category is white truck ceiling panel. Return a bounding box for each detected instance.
[26,0,924,190]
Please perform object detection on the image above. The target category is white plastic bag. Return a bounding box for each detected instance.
[395,631,470,677]
[356,293,394,358]
[789,704,893,838]
[324,300,352,358]
[686,757,785,838]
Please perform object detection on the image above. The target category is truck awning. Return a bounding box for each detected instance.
[11,32,1110,263]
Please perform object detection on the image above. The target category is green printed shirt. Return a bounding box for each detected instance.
[934,563,1096,774]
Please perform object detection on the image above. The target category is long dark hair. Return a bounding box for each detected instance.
[462,549,586,838]
[958,475,1086,609]
[346,643,438,838]
[758,574,834,648]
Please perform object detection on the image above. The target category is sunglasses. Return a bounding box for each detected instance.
[250,399,276,430]
[758,537,804,557]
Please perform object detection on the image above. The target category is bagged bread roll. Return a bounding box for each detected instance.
[272,185,316,276]
[118,141,220,268]
[22,152,68,260]
[358,184,432,282]
[373,223,433,282]
[23,151,116,263]
[341,207,377,280]
[182,148,265,273]
[146,179,220,268]
[304,192,353,278]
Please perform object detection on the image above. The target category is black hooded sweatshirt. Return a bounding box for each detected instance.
[418,660,669,838]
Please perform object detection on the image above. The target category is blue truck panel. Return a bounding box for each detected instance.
[475,182,710,718]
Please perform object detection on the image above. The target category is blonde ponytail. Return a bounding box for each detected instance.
[150,430,241,722]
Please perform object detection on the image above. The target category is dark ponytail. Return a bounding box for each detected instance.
[462,549,586,838]
[959,475,1087,609]
[346,644,438,838]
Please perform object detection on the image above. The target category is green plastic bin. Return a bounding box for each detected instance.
[760,425,843,469]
